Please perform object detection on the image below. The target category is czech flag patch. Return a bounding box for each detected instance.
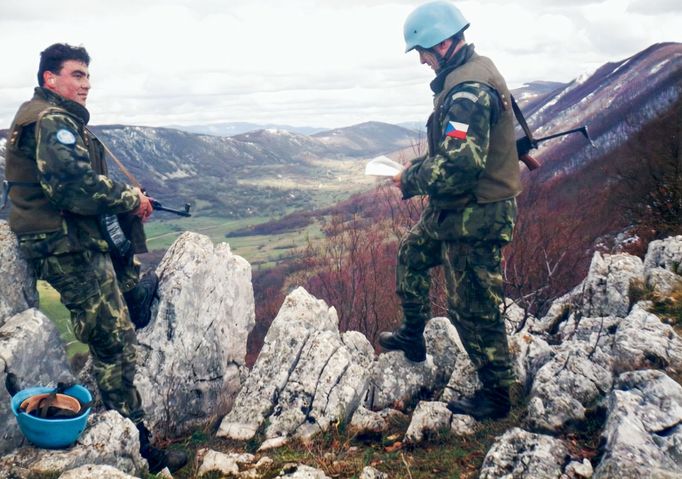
[445,121,469,140]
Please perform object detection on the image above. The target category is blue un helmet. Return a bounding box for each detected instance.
[403,1,469,53]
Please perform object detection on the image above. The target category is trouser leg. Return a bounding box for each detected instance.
[395,221,442,330]
[35,250,145,424]
[442,240,515,388]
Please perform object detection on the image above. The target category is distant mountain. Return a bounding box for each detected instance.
[511,81,567,110]
[167,122,326,137]
[505,42,682,295]
[396,121,427,133]
[0,121,419,219]
[520,42,682,181]
[312,121,420,157]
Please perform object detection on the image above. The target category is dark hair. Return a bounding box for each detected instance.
[37,43,90,87]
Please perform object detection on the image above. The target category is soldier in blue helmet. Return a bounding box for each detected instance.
[379,1,522,420]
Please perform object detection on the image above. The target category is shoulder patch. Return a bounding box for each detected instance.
[56,129,77,145]
[450,91,479,104]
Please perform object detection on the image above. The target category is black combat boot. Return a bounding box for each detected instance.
[124,271,159,329]
[447,386,511,420]
[378,325,426,362]
[137,423,188,474]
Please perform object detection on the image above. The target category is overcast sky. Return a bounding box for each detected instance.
[1,0,681,129]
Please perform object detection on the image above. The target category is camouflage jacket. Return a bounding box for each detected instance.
[5,88,140,258]
[400,44,520,243]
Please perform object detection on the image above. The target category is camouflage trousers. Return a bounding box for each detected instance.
[396,214,515,388]
[32,250,144,424]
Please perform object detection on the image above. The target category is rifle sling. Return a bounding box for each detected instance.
[510,95,535,145]
[84,128,142,190]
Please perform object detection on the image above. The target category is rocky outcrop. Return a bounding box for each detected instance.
[1,231,255,474]
[0,309,75,455]
[512,239,682,436]
[594,370,682,478]
[0,221,37,327]
[2,224,681,478]
[349,406,407,435]
[479,428,570,479]
[58,465,140,479]
[581,251,644,317]
[404,401,475,444]
[0,411,146,478]
[195,449,272,478]
[135,232,255,438]
[218,287,374,448]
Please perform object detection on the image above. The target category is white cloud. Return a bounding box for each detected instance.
[0,0,680,128]
[627,0,682,15]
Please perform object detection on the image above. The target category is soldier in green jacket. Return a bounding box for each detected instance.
[378,1,521,420]
[4,43,186,472]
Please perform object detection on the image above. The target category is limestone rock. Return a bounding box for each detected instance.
[279,463,330,478]
[508,330,554,390]
[479,427,570,479]
[611,303,682,375]
[527,347,612,433]
[366,351,437,410]
[349,407,407,435]
[0,221,37,327]
[581,252,644,318]
[502,299,533,334]
[134,231,255,439]
[359,466,388,479]
[196,449,256,477]
[565,459,594,478]
[556,316,620,370]
[646,267,682,296]
[0,411,145,479]
[423,317,464,385]
[440,351,480,404]
[594,370,682,478]
[58,464,139,479]
[264,329,371,443]
[644,235,682,276]
[218,288,372,447]
[404,401,475,444]
[0,308,75,455]
[532,286,583,335]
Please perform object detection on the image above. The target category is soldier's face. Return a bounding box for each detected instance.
[418,48,440,72]
[44,60,91,106]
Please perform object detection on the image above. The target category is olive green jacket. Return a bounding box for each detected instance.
[5,88,141,258]
[400,45,521,243]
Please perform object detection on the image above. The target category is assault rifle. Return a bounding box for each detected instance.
[1,180,192,217]
[148,197,192,217]
[511,96,595,171]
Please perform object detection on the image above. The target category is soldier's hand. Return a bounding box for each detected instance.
[132,188,153,222]
[391,170,403,188]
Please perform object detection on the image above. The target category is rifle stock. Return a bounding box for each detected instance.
[515,125,594,171]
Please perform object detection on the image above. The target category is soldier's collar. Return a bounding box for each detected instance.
[35,87,91,125]
[430,43,476,95]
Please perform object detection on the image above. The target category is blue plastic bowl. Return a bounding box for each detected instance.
[11,385,92,449]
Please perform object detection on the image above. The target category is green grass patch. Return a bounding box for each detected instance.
[164,403,532,479]
[145,214,324,269]
[37,281,88,359]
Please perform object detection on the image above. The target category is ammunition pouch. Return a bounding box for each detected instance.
[99,214,133,259]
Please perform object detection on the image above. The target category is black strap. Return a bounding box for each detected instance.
[510,95,535,147]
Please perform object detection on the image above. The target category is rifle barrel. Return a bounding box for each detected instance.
[535,126,589,143]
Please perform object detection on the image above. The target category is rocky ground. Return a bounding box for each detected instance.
[1,221,681,478]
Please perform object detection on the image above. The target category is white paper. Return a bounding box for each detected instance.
[365,156,404,177]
